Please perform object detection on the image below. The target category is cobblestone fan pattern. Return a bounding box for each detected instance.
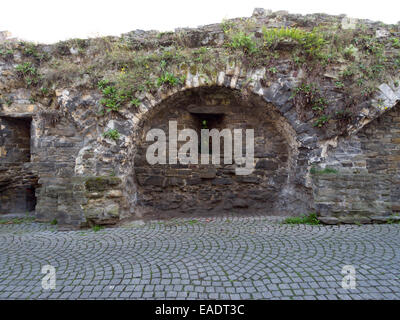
[0,216,399,300]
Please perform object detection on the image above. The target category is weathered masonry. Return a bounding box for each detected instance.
[134,87,301,217]
[0,115,37,213]
[1,9,400,227]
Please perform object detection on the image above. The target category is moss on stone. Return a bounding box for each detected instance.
[84,176,122,192]
[310,167,338,175]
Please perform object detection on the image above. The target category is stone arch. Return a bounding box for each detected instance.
[127,85,313,218]
[54,67,400,225]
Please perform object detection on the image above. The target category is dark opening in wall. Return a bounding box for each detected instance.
[190,112,224,155]
[0,116,32,163]
[0,116,37,214]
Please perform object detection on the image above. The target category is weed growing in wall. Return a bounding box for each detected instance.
[156,71,183,87]
[15,62,41,86]
[227,31,258,54]
[262,27,326,59]
[103,129,120,141]
[283,213,320,225]
[2,12,399,137]
[98,80,137,113]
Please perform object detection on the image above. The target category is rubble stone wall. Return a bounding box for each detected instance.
[0,116,36,213]
[134,87,301,217]
[1,9,400,227]
[313,103,400,224]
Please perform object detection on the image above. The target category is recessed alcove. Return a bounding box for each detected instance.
[0,116,37,214]
[189,110,225,155]
[133,87,297,218]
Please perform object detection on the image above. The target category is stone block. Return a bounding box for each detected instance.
[319,217,339,225]
[255,159,278,170]
[199,168,217,179]
[104,204,119,217]
[235,176,260,184]
[85,207,104,219]
[186,177,202,185]
[232,198,248,208]
[84,176,121,191]
[211,178,232,185]
[106,190,123,198]
[143,176,166,187]
[166,177,185,186]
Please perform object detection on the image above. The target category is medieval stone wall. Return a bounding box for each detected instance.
[0,116,36,213]
[313,103,400,224]
[134,87,298,217]
[1,9,400,227]
[32,115,87,225]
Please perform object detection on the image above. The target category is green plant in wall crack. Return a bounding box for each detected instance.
[15,62,42,86]
[6,96,13,106]
[0,95,13,106]
[313,115,330,128]
[99,85,120,112]
[97,79,110,90]
[227,31,258,54]
[291,83,329,125]
[98,80,133,113]
[291,83,327,112]
[15,62,37,76]
[262,27,326,59]
[0,47,13,60]
[391,37,400,49]
[156,72,183,87]
[21,42,49,62]
[268,67,278,74]
[311,97,328,112]
[343,45,358,60]
[92,225,104,232]
[130,98,141,107]
[335,81,345,89]
[387,213,400,224]
[283,213,320,225]
[155,59,186,88]
[103,129,120,141]
[0,217,35,225]
[221,19,236,33]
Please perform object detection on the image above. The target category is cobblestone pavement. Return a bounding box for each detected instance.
[0,215,399,300]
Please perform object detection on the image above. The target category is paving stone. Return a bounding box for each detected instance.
[0,217,398,300]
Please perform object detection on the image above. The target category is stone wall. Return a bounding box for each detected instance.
[0,116,31,163]
[0,163,37,213]
[134,87,302,218]
[313,103,400,224]
[1,9,400,226]
[32,114,86,225]
[0,116,37,213]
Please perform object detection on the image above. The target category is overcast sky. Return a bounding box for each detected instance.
[1,0,399,43]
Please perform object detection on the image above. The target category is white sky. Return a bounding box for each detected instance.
[1,0,399,44]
